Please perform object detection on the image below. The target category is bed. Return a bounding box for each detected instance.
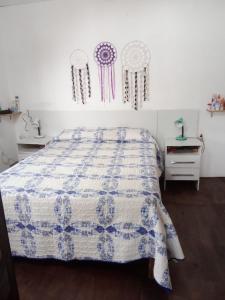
[0,127,184,290]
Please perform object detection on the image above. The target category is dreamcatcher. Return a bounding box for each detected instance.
[94,42,117,102]
[70,49,91,104]
[121,41,150,110]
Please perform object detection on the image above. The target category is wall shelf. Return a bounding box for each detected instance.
[0,111,21,121]
[207,109,225,117]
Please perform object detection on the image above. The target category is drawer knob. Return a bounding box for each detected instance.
[170,161,195,164]
[171,174,194,177]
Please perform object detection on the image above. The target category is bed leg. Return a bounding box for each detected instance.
[148,258,154,280]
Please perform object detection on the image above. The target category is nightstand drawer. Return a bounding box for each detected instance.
[166,154,200,168]
[18,151,36,161]
[165,167,199,181]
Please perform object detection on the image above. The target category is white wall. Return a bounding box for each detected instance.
[0,0,225,176]
[0,31,8,108]
[0,25,18,171]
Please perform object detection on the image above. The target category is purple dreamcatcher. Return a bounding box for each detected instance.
[94,42,117,102]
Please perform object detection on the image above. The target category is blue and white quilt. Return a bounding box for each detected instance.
[0,128,184,290]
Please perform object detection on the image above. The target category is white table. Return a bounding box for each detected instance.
[17,136,52,161]
[164,138,202,191]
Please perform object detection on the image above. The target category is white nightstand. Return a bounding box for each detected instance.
[164,138,202,191]
[17,136,52,161]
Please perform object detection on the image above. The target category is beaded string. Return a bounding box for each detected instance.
[82,68,87,104]
[143,67,147,102]
[79,69,84,104]
[147,65,150,101]
[71,65,76,101]
[122,69,126,103]
[108,66,111,102]
[86,63,91,98]
[134,72,138,111]
[125,70,129,102]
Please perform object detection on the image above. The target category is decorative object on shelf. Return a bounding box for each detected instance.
[22,110,34,132]
[121,40,150,110]
[94,41,117,102]
[9,96,20,112]
[207,93,225,117]
[174,117,187,141]
[22,110,45,138]
[70,49,91,104]
[15,96,20,112]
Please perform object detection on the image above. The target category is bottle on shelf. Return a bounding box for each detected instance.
[15,96,20,112]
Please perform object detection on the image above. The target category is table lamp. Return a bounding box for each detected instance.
[175,117,187,141]
[33,119,45,139]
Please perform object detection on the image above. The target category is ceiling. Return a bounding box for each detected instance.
[0,0,50,7]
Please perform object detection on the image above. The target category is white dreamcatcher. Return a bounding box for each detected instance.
[70,49,91,104]
[122,41,150,110]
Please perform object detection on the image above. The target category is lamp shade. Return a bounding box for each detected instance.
[175,117,184,128]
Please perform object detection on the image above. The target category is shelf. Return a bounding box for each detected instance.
[207,109,225,117]
[0,111,21,120]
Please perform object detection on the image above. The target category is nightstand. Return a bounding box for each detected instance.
[17,136,52,161]
[164,138,202,191]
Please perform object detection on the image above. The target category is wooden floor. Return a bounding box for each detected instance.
[14,178,225,300]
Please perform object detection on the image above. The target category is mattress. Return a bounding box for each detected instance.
[0,127,184,290]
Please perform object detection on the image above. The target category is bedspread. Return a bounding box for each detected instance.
[0,128,184,290]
